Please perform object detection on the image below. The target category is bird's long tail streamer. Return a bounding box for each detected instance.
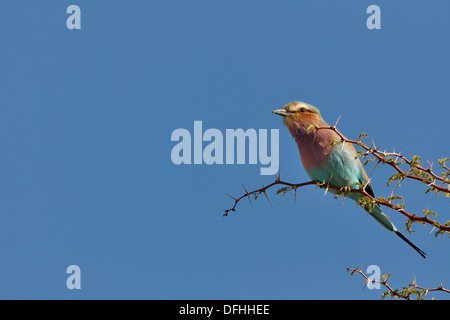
[365,204,427,259]
[394,230,427,259]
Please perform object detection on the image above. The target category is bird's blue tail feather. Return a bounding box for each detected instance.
[364,205,426,258]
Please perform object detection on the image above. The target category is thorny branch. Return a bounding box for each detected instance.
[313,123,450,196]
[225,176,450,234]
[346,267,450,300]
[224,124,450,237]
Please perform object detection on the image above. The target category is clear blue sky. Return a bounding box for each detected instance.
[1,1,449,299]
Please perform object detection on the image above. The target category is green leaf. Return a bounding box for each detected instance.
[387,173,407,187]
[306,124,317,134]
[363,158,377,166]
[425,186,438,195]
[357,196,376,212]
[276,186,293,197]
[409,289,421,297]
[357,132,368,141]
[405,219,413,234]
[381,291,391,299]
[434,229,445,238]
[422,209,437,217]
[411,155,421,167]
[387,194,403,202]
[380,273,392,282]
[330,139,341,147]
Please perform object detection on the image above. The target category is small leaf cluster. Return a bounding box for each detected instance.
[276,186,294,197]
[381,278,438,300]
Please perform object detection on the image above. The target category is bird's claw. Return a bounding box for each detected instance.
[340,185,352,195]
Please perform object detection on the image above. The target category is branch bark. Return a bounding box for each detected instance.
[347,267,450,300]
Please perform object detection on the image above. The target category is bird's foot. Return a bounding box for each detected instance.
[339,185,352,196]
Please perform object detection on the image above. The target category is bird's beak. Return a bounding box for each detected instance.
[272,108,291,117]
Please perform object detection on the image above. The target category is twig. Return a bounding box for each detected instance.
[315,125,450,195]
[347,267,450,300]
[224,177,450,233]
[224,180,317,216]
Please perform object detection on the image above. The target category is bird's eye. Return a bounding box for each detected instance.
[299,108,306,113]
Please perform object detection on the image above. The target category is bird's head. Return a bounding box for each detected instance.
[272,101,324,134]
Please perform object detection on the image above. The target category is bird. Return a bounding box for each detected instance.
[272,100,426,258]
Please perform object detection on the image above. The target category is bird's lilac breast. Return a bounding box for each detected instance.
[293,129,336,172]
[294,130,362,189]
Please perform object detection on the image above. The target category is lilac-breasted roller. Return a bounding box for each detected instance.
[273,101,426,258]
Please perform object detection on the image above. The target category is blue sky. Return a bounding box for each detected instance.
[0,1,449,299]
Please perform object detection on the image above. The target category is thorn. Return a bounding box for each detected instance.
[262,189,273,208]
[225,193,237,201]
[362,279,368,291]
[242,185,252,206]
[312,121,318,143]
[334,115,341,128]
[341,140,346,153]
[429,226,436,235]
[294,186,297,203]
[364,178,372,192]
[324,173,334,196]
